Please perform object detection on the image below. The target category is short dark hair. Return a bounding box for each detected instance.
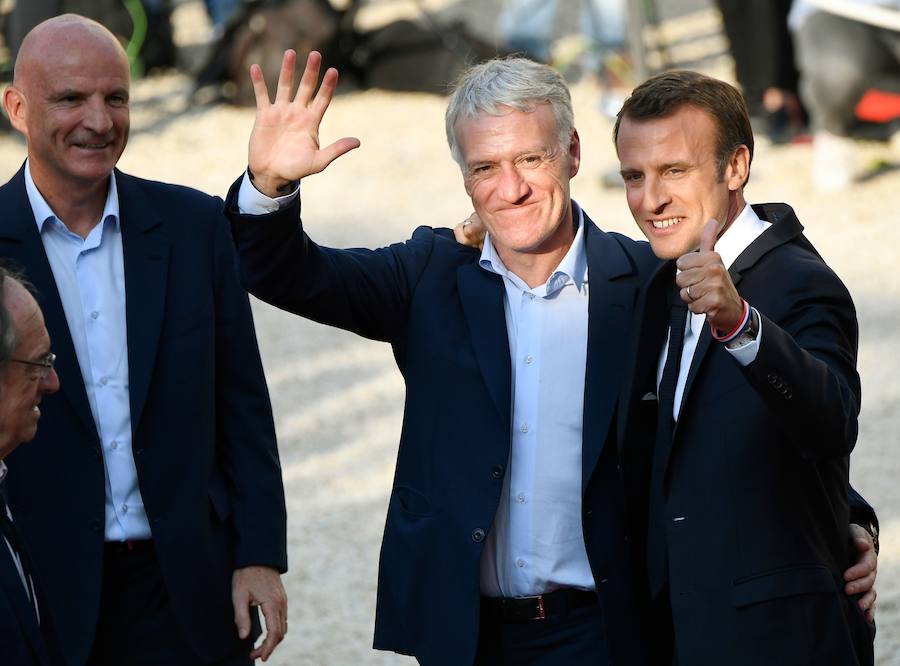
[613,70,754,184]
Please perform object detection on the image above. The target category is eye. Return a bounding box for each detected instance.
[108,94,128,107]
[621,172,643,184]
[469,164,495,177]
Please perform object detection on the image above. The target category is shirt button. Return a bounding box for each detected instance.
[524,355,534,365]
[121,504,129,514]
[516,493,526,503]
[110,441,118,450]
[516,559,525,568]
[90,311,99,320]
[99,377,108,386]
[519,423,529,434]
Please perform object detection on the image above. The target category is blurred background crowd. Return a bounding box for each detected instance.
[1,0,899,190]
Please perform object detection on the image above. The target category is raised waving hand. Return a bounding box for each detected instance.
[247,49,360,197]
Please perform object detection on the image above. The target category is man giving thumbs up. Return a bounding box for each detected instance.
[614,70,875,665]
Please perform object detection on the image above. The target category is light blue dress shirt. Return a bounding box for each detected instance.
[25,162,150,542]
[478,203,594,598]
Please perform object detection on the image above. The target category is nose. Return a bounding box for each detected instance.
[496,163,530,203]
[40,368,60,395]
[82,97,114,135]
[643,175,671,214]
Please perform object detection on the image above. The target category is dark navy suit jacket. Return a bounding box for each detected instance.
[226,188,660,666]
[619,203,875,665]
[0,524,60,666]
[0,167,287,665]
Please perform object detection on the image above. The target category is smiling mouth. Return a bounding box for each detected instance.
[649,217,683,229]
[73,143,111,150]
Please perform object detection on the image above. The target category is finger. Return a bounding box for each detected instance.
[845,569,876,595]
[275,49,297,105]
[699,219,718,254]
[233,590,252,640]
[310,67,340,119]
[858,589,876,610]
[251,604,285,661]
[295,50,323,106]
[250,63,271,108]
[311,137,362,174]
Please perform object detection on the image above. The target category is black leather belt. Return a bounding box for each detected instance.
[104,539,153,555]
[480,588,598,623]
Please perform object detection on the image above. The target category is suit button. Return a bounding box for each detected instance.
[767,373,778,385]
[90,519,102,532]
[471,528,485,543]
[491,465,504,480]
[784,391,793,400]
[91,448,101,462]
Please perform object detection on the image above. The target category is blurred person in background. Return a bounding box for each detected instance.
[0,267,62,666]
[715,0,809,144]
[790,0,900,190]
[0,14,287,665]
[498,0,627,78]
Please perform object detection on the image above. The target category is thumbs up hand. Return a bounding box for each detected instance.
[675,219,745,333]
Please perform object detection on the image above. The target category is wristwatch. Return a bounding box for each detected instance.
[725,306,760,350]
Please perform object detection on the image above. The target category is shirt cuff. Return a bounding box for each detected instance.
[236,170,300,214]
[724,311,763,366]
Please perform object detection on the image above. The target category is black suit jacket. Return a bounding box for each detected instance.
[227,189,660,666]
[0,528,59,666]
[0,167,287,665]
[620,203,873,665]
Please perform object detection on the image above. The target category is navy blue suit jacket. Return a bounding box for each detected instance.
[0,528,60,666]
[227,188,660,666]
[620,203,874,665]
[0,167,287,665]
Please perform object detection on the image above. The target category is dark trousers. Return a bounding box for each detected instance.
[87,541,253,666]
[474,603,608,665]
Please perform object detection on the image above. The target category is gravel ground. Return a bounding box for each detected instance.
[1,1,898,664]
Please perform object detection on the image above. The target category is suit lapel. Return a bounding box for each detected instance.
[616,260,671,457]
[457,263,511,423]
[116,171,170,433]
[0,538,47,663]
[581,219,642,489]
[0,168,98,439]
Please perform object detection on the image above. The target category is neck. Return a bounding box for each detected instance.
[716,190,747,241]
[29,164,110,239]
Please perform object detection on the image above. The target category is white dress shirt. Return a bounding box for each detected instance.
[478,203,594,598]
[657,204,771,421]
[25,162,151,542]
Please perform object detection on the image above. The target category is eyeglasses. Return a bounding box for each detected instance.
[9,352,56,380]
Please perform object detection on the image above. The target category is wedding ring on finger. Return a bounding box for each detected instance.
[686,284,694,301]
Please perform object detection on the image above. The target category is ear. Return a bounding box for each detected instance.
[725,144,750,192]
[568,129,581,178]
[3,86,28,137]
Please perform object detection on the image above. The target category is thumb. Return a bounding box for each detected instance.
[312,137,361,175]
[700,219,719,254]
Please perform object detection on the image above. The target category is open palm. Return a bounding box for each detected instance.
[248,50,360,196]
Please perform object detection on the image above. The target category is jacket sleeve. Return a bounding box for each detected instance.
[212,194,288,571]
[223,177,436,343]
[740,254,860,458]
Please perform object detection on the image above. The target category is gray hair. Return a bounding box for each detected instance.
[0,267,21,373]
[445,57,575,169]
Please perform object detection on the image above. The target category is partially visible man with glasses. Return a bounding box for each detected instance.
[0,265,62,665]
